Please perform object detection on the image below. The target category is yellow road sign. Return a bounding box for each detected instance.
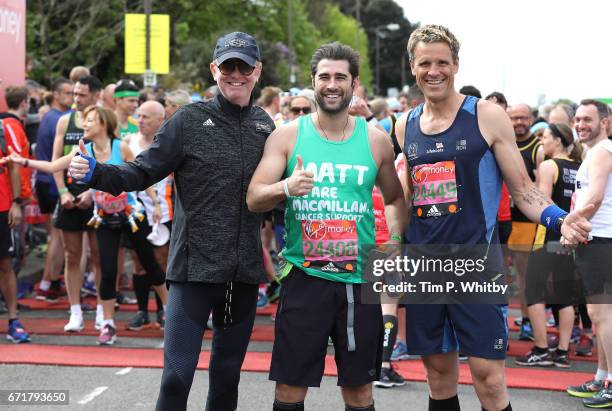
[124,13,169,74]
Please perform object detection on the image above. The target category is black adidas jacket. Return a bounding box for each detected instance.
[89,93,274,284]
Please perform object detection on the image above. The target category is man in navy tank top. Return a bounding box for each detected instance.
[395,24,594,411]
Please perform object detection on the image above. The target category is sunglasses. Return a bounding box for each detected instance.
[290,106,311,114]
[216,59,255,76]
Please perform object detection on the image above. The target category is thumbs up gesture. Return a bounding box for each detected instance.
[69,139,97,183]
[285,155,314,197]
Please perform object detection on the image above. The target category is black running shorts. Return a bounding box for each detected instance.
[269,267,383,387]
[575,237,612,297]
[53,204,93,232]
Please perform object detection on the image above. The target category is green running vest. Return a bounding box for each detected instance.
[282,115,377,283]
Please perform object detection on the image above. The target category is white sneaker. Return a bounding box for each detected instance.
[95,314,104,331]
[64,314,84,332]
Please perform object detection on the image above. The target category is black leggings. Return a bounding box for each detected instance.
[96,219,165,300]
[156,281,258,411]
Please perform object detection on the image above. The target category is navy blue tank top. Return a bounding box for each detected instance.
[404,96,502,245]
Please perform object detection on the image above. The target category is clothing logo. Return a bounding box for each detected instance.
[493,338,504,351]
[384,321,394,330]
[456,139,467,151]
[406,143,418,159]
[203,118,215,127]
[255,122,271,133]
[321,262,339,273]
[426,141,445,154]
[427,205,442,217]
[226,38,247,48]
[303,221,327,240]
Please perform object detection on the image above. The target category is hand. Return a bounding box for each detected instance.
[0,146,25,166]
[560,204,594,245]
[69,139,95,181]
[153,203,162,224]
[8,202,22,229]
[348,96,373,119]
[286,155,314,197]
[60,191,76,209]
[75,190,93,209]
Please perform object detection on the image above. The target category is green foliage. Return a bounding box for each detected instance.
[25,0,400,94]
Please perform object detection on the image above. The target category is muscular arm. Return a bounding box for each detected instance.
[393,114,413,207]
[89,110,185,196]
[370,125,407,240]
[580,146,612,219]
[246,124,295,212]
[480,102,553,222]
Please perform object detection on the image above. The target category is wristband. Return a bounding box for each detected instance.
[75,152,97,183]
[58,187,69,195]
[540,204,568,233]
[389,233,403,243]
[366,114,376,122]
[24,159,29,167]
[283,178,291,198]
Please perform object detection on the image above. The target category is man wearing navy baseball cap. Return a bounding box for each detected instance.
[68,31,275,410]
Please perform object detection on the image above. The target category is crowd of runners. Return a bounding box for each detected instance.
[1,25,611,410]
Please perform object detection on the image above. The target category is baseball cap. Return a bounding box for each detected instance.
[213,32,261,67]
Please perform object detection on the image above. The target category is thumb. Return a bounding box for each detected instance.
[78,139,88,155]
[294,155,304,172]
[7,145,14,154]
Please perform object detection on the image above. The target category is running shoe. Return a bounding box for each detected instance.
[514,317,522,326]
[576,334,594,357]
[127,311,150,331]
[567,379,604,398]
[206,313,213,330]
[6,319,30,343]
[64,314,84,332]
[515,348,553,366]
[36,287,60,303]
[97,323,116,345]
[584,380,612,408]
[519,322,535,341]
[458,353,469,361]
[570,325,582,344]
[256,290,268,308]
[391,341,411,361]
[81,278,97,296]
[116,292,137,305]
[374,365,406,388]
[157,310,165,330]
[551,351,571,369]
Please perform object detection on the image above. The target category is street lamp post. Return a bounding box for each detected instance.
[375,23,400,96]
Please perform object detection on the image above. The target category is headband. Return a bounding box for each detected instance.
[114,90,139,98]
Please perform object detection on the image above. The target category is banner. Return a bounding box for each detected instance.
[0,0,26,111]
[124,13,170,74]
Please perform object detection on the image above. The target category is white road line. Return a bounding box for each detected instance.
[78,386,108,405]
[115,367,133,376]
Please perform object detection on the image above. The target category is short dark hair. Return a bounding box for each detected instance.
[485,91,508,109]
[579,99,609,119]
[459,85,481,98]
[310,42,360,81]
[4,86,29,110]
[76,75,102,93]
[51,77,72,93]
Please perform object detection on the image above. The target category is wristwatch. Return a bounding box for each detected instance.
[12,197,24,205]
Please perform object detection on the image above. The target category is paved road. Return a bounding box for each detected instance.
[0,364,586,410]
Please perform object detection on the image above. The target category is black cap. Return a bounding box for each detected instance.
[213,32,261,67]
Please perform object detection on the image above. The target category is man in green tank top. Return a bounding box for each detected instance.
[248,43,407,411]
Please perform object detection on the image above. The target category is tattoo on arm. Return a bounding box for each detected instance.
[521,185,552,207]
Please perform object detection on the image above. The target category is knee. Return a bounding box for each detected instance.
[426,366,457,395]
[275,384,307,403]
[472,370,505,399]
[342,384,373,408]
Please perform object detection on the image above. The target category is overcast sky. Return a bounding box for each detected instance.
[396,0,612,106]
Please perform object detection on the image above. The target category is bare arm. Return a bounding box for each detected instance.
[393,114,413,207]
[535,159,556,199]
[247,122,313,212]
[370,125,407,241]
[7,161,22,228]
[580,146,612,219]
[52,115,69,190]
